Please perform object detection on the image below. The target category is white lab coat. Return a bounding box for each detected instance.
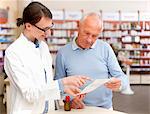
[4,33,60,114]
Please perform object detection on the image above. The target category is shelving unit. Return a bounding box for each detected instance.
[99,11,150,84]
[0,6,16,73]
[47,10,83,65]
[0,8,16,73]
[120,21,150,75]
[0,24,16,73]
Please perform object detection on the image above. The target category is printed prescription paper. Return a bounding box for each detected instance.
[77,79,110,95]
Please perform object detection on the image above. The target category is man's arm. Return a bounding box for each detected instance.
[105,43,129,91]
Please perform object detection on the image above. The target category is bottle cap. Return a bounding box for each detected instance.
[65,96,70,102]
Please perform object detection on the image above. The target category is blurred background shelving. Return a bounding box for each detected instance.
[0,7,150,84]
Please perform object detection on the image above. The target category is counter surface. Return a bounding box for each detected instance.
[49,106,127,114]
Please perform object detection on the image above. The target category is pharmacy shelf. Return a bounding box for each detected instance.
[130,68,150,71]
[48,19,80,54]
[120,48,150,51]
[0,34,15,36]
[131,64,150,67]
[52,28,78,31]
[0,24,16,74]
[129,56,150,59]
[100,11,150,76]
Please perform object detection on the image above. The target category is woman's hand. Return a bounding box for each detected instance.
[64,85,81,96]
[61,75,90,96]
[62,75,91,87]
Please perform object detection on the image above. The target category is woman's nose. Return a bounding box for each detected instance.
[45,29,51,37]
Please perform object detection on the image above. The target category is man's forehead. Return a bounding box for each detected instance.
[81,17,102,27]
[81,20,102,30]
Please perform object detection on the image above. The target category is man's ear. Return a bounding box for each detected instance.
[100,26,103,32]
[24,23,32,30]
[100,22,103,32]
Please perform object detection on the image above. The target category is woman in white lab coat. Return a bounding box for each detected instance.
[4,2,88,114]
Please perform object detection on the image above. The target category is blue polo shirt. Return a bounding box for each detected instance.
[54,38,128,109]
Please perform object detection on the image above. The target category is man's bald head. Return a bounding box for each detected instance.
[79,13,103,31]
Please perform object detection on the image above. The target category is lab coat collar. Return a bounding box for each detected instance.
[21,33,40,48]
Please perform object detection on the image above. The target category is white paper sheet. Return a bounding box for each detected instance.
[77,79,110,95]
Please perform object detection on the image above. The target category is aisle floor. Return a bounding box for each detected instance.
[0,85,149,114]
[113,85,150,114]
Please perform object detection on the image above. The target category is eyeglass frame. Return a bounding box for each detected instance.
[33,22,54,32]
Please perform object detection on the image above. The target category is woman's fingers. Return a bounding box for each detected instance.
[64,86,81,96]
[62,75,91,87]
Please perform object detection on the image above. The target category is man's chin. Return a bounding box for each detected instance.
[84,46,91,49]
[85,45,93,49]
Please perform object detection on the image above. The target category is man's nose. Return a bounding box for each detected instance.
[87,37,92,43]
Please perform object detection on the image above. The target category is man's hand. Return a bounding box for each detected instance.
[71,94,86,109]
[62,75,91,87]
[104,78,121,91]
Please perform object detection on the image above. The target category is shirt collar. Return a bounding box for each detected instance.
[72,37,97,51]
[72,37,80,50]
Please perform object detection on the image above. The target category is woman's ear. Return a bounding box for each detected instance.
[24,23,32,30]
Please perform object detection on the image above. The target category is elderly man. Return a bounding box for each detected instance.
[54,13,128,109]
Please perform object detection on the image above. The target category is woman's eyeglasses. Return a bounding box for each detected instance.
[33,23,54,32]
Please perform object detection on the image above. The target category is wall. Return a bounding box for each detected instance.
[34,0,150,13]
[1,0,150,22]
[2,0,149,35]
[0,0,18,23]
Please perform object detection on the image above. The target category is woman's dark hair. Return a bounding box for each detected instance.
[16,2,52,27]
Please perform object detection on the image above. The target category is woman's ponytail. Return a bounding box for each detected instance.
[16,18,23,27]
